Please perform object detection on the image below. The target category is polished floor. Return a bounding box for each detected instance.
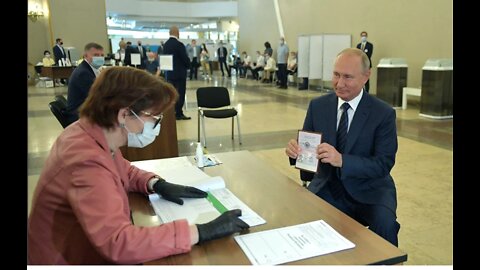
[28,72,452,265]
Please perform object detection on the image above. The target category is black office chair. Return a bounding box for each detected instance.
[196,87,242,147]
[55,95,67,110]
[49,100,70,128]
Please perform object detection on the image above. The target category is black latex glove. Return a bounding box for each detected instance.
[196,209,250,244]
[153,180,207,205]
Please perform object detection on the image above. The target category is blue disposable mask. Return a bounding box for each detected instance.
[361,36,367,43]
[124,110,161,148]
[91,56,105,69]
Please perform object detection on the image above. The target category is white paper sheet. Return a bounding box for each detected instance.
[234,220,355,265]
[133,156,193,172]
[210,188,266,226]
[131,53,141,66]
[159,55,173,71]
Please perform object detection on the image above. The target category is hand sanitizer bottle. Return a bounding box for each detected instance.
[196,142,204,168]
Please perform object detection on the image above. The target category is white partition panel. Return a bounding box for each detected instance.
[322,34,351,80]
[297,35,310,78]
[298,34,351,81]
[308,35,323,79]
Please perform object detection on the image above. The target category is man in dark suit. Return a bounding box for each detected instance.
[64,42,104,124]
[53,38,67,85]
[217,41,230,77]
[163,26,191,120]
[157,41,164,55]
[123,42,137,67]
[356,31,373,92]
[53,38,67,66]
[136,40,147,69]
[187,39,201,80]
[285,48,400,246]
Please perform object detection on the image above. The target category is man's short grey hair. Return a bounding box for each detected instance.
[84,42,103,52]
[337,48,370,73]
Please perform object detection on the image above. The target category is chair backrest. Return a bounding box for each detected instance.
[55,95,67,110]
[49,100,70,128]
[196,87,231,108]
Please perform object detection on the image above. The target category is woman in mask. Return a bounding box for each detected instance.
[28,67,249,265]
[42,50,55,67]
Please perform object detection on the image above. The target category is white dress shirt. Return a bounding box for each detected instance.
[336,89,364,132]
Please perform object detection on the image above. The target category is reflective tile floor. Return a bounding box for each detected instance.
[28,73,452,265]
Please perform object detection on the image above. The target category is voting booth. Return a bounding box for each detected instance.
[420,59,453,119]
[376,58,408,108]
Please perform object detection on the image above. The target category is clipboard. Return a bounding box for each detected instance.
[295,130,322,172]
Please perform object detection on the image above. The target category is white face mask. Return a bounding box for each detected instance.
[361,36,367,42]
[124,110,161,148]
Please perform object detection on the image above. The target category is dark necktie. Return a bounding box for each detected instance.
[336,102,350,154]
[330,102,350,199]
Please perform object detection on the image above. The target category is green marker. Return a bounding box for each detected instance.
[206,192,228,213]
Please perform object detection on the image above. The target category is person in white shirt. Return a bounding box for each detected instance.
[239,51,251,78]
[262,53,276,83]
[251,51,265,80]
[287,52,297,74]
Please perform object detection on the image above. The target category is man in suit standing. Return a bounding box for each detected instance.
[64,42,104,124]
[137,40,147,69]
[53,38,67,85]
[356,31,373,92]
[187,39,201,80]
[285,48,400,246]
[157,41,164,55]
[163,26,191,120]
[217,41,230,77]
[53,38,67,66]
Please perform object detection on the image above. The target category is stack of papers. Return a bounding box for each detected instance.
[134,157,265,227]
[234,220,355,265]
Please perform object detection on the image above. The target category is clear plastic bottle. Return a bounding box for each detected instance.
[196,142,204,168]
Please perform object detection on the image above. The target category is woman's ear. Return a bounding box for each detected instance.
[117,108,129,126]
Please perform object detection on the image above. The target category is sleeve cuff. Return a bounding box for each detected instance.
[147,176,161,193]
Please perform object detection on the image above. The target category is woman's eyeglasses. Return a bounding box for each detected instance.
[141,111,164,128]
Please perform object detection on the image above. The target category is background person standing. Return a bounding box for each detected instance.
[163,26,191,120]
[356,31,373,92]
[217,41,230,77]
[276,37,289,89]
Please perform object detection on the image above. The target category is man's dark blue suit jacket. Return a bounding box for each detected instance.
[162,37,190,81]
[64,60,95,123]
[296,91,398,214]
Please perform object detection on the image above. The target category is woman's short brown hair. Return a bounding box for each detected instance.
[79,66,178,129]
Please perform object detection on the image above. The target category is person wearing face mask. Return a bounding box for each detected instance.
[250,51,265,80]
[276,37,289,89]
[28,67,250,264]
[53,38,68,84]
[64,42,105,125]
[262,53,276,83]
[144,51,160,77]
[42,50,55,67]
[356,31,373,92]
[53,38,67,66]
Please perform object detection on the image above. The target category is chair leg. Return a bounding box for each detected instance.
[236,115,242,145]
[231,117,234,140]
[201,115,207,147]
[197,110,201,142]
